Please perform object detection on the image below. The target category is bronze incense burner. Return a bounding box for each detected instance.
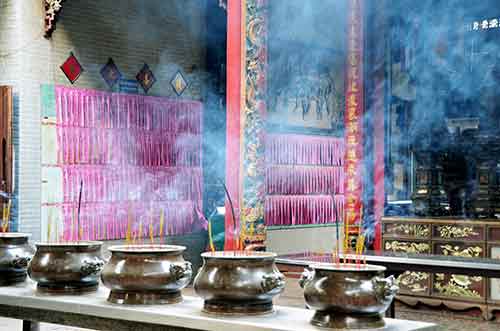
[194,251,285,315]
[101,245,192,305]
[300,263,398,329]
[0,233,34,285]
[28,241,104,294]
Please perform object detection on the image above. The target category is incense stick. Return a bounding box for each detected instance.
[218,178,237,247]
[77,180,83,242]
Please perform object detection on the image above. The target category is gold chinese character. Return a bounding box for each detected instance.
[348,94,358,107]
[347,149,357,161]
[347,121,358,134]
[347,178,358,192]
[346,211,357,223]
[351,66,359,80]
[349,53,359,66]
[346,163,356,176]
[350,80,359,92]
[347,108,358,121]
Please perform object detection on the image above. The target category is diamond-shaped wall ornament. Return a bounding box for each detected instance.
[171,70,188,96]
[60,52,83,84]
[100,58,122,88]
[136,64,156,93]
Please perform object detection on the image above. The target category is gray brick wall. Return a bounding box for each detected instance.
[0,0,208,240]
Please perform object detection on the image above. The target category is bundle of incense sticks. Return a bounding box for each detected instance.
[355,234,366,268]
[207,219,215,252]
[159,208,165,244]
[138,220,143,245]
[1,200,10,232]
[149,220,154,245]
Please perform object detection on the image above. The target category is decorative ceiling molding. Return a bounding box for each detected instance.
[44,0,66,39]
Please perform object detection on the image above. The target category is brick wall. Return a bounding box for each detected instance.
[0,0,208,240]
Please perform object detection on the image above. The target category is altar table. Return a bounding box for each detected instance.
[275,251,500,318]
[0,281,437,331]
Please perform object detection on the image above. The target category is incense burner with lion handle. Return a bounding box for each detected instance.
[0,233,35,285]
[28,241,104,294]
[101,245,192,304]
[300,263,398,329]
[193,251,285,315]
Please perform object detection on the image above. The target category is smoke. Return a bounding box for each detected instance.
[377,0,500,221]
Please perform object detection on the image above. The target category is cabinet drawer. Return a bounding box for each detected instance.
[433,241,485,258]
[397,271,431,296]
[383,222,431,239]
[383,240,431,254]
[487,226,500,243]
[489,244,500,303]
[432,224,485,241]
[433,273,485,301]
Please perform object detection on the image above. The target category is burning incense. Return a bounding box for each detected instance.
[355,234,366,268]
[208,219,215,252]
[1,201,10,232]
[126,205,132,244]
[149,221,154,245]
[159,208,165,244]
[138,220,143,245]
[218,178,237,248]
[47,214,52,242]
[77,180,83,242]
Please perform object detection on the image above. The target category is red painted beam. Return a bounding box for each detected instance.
[224,0,242,250]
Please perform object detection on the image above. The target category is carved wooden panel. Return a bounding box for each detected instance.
[383,239,431,254]
[433,273,485,302]
[382,217,494,309]
[433,224,485,241]
[384,222,431,239]
[489,244,500,303]
[433,241,485,258]
[488,226,500,243]
[397,271,431,296]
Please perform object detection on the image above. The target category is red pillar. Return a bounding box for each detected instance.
[225,0,243,250]
[344,0,365,246]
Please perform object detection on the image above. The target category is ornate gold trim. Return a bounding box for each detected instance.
[397,271,429,293]
[384,241,430,254]
[434,274,482,298]
[389,224,430,237]
[440,244,483,257]
[437,225,479,239]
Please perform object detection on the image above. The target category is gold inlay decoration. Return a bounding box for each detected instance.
[397,271,429,293]
[384,241,430,254]
[440,244,482,257]
[438,225,479,239]
[434,274,482,298]
[390,224,430,237]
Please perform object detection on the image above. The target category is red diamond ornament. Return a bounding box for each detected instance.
[60,52,83,84]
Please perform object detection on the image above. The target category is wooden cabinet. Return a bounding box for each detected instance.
[382,217,500,319]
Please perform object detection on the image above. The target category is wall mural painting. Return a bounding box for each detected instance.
[268,48,345,132]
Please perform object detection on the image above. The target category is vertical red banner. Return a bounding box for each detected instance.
[344,0,364,233]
